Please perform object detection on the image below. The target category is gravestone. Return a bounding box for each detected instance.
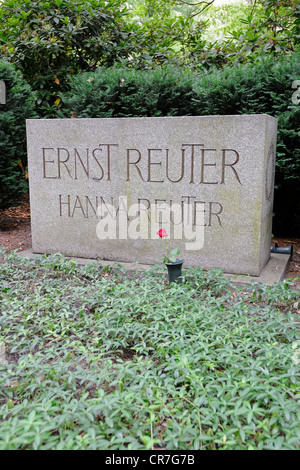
[26,115,277,276]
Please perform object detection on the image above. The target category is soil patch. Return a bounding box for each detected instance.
[0,196,32,252]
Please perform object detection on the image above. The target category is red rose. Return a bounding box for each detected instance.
[157,228,168,238]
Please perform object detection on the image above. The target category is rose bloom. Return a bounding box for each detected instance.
[157,228,168,238]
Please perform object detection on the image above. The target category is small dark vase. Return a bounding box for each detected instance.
[165,259,184,285]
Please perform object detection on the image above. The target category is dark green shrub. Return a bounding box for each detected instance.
[0,0,132,117]
[0,60,37,209]
[58,66,198,118]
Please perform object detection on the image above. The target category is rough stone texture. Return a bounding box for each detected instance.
[26,115,277,276]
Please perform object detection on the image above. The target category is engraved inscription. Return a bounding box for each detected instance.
[41,141,243,232]
[47,143,242,185]
[58,194,224,227]
[42,144,118,180]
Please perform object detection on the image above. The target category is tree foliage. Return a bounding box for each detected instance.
[0,0,132,116]
[124,0,300,71]
[228,0,300,59]
[0,0,299,99]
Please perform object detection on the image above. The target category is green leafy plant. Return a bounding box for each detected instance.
[227,0,300,59]
[156,228,180,263]
[0,247,299,450]
[124,0,299,71]
[0,0,133,117]
[0,60,37,209]
[58,65,198,118]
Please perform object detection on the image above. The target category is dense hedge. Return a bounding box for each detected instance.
[59,66,199,118]
[0,60,37,209]
[59,56,300,234]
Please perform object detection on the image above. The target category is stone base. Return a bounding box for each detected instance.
[20,249,291,287]
[223,253,291,286]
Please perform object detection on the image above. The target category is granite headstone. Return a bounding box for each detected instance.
[26,115,277,275]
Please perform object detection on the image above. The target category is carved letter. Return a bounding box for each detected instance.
[166,148,185,183]
[138,198,151,221]
[58,148,72,179]
[71,196,87,218]
[74,148,89,179]
[181,144,203,184]
[85,196,98,217]
[208,202,223,226]
[92,148,105,181]
[221,149,242,185]
[42,148,57,179]
[59,194,71,217]
[200,149,218,184]
[193,200,206,226]
[147,149,164,183]
[126,149,144,182]
[99,144,118,181]
[92,148,104,181]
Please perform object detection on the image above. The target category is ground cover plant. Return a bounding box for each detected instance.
[0,247,299,450]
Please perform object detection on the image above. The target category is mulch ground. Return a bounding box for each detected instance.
[0,195,300,287]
